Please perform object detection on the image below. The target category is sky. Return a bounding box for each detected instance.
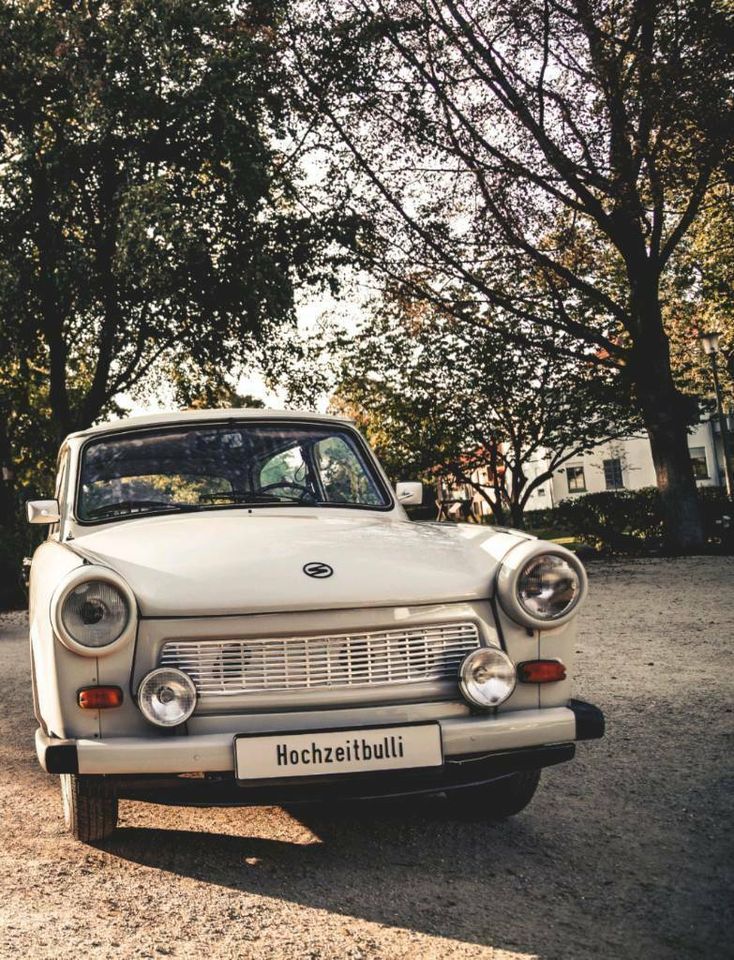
[120,281,367,419]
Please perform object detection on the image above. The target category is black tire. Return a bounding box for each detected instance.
[60,774,118,843]
[448,769,541,820]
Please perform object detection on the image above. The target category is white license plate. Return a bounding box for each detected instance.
[234,723,443,781]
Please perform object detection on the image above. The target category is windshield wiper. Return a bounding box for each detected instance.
[198,491,303,504]
[86,491,313,520]
[85,500,200,520]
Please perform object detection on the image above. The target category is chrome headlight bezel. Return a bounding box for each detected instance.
[137,667,197,728]
[459,646,517,709]
[496,542,587,630]
[50,565,137,657]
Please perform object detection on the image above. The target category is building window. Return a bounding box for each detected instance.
[566,466,586,493]
[689,446,709,479]
[535,487,546,496]
[603,458,624,490]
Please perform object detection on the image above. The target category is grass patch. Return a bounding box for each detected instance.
[525,527,588,553]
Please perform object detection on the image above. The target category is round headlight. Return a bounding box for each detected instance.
[459,647,516,709]
[137,668,197,728]
[60,579,129,648]
[51,566,137,657]
[517,554,581,621]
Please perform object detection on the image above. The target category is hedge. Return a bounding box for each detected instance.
[528,487,733,554]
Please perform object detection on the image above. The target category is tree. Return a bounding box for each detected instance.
[303,290,640,525]
[287,0,734,551]
[0,0,334,524]
[665,181,734,400]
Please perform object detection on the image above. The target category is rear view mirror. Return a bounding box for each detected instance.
[26,499,60,524]
[395,482,423,506]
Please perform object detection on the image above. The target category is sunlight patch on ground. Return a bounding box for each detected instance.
[121,800,325,846]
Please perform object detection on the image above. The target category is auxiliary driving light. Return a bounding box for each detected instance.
[137,668,197,728]
[459,647,516,709]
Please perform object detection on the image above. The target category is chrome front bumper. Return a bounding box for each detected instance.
[36,702,603,777]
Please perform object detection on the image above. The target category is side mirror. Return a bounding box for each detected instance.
[395,482,423,506]
[26,499,60,525]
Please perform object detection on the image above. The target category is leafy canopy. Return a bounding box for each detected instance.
[288,288,640,522]
[0,0,334,444]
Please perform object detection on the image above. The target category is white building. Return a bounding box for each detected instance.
[437,417,728,519]
[545,420,724,506]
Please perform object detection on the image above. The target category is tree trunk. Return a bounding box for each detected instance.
[463,477,505,524]
[0,411,16,530]
[629,296,704,554]
[640,398,704,553]
[507,461,527,529]
[487,490,507,525]
[508,499,525,529]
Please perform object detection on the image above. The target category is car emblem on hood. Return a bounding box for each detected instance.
[303,562,333,579]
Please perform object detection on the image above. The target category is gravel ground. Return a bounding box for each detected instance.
[0,557,732,960]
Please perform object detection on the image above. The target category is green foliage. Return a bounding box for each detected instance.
[318,291,640,524]
[286,0,734,551]
[0,0,333,460]
[666,182,734,402]
[552,488,733,554]
[556,489,666,554]
[0,525,28,610]
[520,507,563,531]
[0,0,341,607]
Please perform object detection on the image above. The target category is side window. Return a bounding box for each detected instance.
[259,445,308,489]
[315,436,382,505]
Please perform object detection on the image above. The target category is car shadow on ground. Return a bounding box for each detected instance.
[101,793,663,959]
[105,799,550,955]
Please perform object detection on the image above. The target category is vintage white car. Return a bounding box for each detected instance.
[26,408,603,843]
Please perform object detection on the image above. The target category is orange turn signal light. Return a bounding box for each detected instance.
[78,686,124,709]
[517,660,567,683]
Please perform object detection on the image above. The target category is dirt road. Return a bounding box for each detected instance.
[0,557,732,960]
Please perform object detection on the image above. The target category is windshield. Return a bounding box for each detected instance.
[76,422,391,522]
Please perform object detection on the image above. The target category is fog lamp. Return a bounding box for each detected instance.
[137,668,197,727]
[459,647,516,709]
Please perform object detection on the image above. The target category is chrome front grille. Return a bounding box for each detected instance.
[159,622,480,697]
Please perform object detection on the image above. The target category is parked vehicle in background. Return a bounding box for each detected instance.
[26,408,603,843]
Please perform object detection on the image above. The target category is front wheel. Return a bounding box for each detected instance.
[60,774,118,843]
[448,769,541,820]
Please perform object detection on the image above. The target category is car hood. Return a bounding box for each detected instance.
[69,511,528,617]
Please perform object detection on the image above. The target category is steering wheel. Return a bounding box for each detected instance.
[259,481,316,502]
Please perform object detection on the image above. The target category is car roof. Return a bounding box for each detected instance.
[65,407,354,441]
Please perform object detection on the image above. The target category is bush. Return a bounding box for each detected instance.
[0,524,31,610]
[556,489,663,553]
[554,486,733,554]
[698,487,734,549]
[520,506,562,530]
